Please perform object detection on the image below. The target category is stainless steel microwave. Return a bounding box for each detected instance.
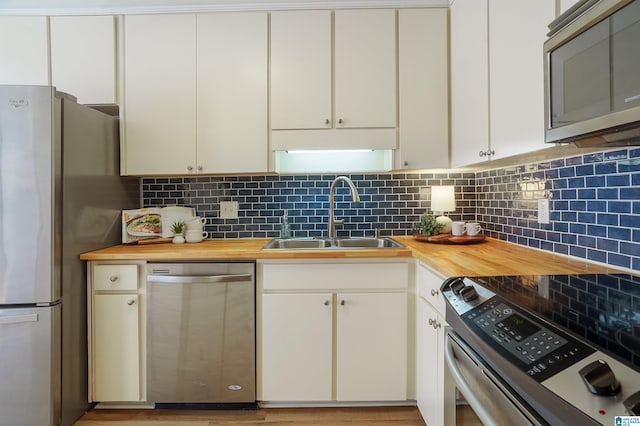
[544,0,640,147]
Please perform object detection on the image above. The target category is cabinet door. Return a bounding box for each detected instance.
[50,16,116,104]
[336,292,407,401]
[197,13,267,173]
[560,0,581,14]
[415,297,446,426]
[93,294,140,401]
[0,16,49,85]
[270,10,332,130]
[334,9,396,128]
[122,14,196,175]
[261,293,333,401]
[398,9,449,169]
[450,0,490,167]
[488,0,555,160]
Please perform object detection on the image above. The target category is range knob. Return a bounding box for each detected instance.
[449,278,466,295]
[459,285,479,302]
[623,390,640,415]
[578,359,621,396]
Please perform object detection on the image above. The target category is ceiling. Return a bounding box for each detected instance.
[0,0,450,15]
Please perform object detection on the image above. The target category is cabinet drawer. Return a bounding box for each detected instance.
[416,261,446,315]
[94,265,138,291]
[261,262,409,291]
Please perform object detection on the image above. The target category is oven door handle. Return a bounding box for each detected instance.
[444,334,507,426]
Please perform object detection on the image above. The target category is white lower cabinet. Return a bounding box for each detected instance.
[88,262,145,403]
[93,294,141,401]
[261,293,333,401]
[336,292,408,401]
[414,261,454,425]
[259,260,409,402]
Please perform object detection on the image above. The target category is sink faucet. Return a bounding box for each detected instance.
[328,176,361,239]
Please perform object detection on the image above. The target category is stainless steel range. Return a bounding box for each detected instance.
[442,274,640,425]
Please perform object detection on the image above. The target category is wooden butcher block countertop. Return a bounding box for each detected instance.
[80,236,626,278]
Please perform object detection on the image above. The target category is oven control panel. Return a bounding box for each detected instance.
[442,277,594,382]
[466,298,592,381]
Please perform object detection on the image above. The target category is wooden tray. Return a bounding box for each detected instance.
[413,233,486,244]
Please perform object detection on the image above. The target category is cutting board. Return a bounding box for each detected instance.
[413,233,486,244]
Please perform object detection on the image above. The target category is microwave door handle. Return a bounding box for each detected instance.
[444,334,505,426]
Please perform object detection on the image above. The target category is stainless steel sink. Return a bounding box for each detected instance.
[333,238,403,248]
[262,238,332,249]
[262,237,404,250]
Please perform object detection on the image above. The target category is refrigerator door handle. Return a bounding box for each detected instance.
[0,313,39,325]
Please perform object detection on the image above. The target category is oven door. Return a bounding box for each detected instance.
[445,329,546,426]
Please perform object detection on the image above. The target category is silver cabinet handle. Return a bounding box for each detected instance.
[187,165,194,171]
[325,118,330,125]
[127,299,136,306]
[340,300,345,306]
[324,300,330,306]
[198,165,203,171]
[430,289,439,296]
[109,275,118,282]
[403,160,409,167]
[428,318,441,329]
[338,118,344,124]
[479,149,495,157]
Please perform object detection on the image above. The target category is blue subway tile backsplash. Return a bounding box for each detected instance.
[143,173,477,239]
[476,148,640,272]
[142,147,640,271]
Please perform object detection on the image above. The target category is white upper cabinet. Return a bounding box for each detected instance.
[196,12,267,174]
[560,0,581,14]
[397,8,449,169]
[488,0,555,160]
[450,0,490,167]
[121,12,268,175]
[0,16,49,85]
[334,9,396,129]
[451,0,555,167]
[122,14,197,175]
[270,10,332,130]
[50,16,116,104]
[270,9,397,152]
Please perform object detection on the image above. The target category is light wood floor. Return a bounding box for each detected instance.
[74,406,425,426]
[74,405,483,426]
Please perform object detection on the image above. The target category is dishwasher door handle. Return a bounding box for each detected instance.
[147,273,253,284]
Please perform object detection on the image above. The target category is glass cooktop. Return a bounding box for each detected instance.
[467,274,640,372]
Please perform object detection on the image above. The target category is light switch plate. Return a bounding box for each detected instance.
[220,201,239,219]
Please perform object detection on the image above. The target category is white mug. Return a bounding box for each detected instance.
[451,221,465,236]
[185,230,208,242]
[186,217,206,229]
[465,222,482,236]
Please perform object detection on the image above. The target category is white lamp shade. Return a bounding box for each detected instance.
[431,186,456,213]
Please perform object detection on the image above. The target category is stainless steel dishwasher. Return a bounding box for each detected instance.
[146,262,255,408]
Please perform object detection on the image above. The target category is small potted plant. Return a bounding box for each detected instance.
[171,220,186,244]
[412,211,444,237]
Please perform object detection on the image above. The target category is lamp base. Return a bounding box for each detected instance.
[435,215,452,234]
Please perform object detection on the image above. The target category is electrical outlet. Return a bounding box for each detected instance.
[538,198,550,224]
[220,201,239,219]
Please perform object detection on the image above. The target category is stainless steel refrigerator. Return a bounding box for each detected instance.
[0,85,140,425]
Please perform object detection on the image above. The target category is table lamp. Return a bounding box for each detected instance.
[431,185,456,233]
